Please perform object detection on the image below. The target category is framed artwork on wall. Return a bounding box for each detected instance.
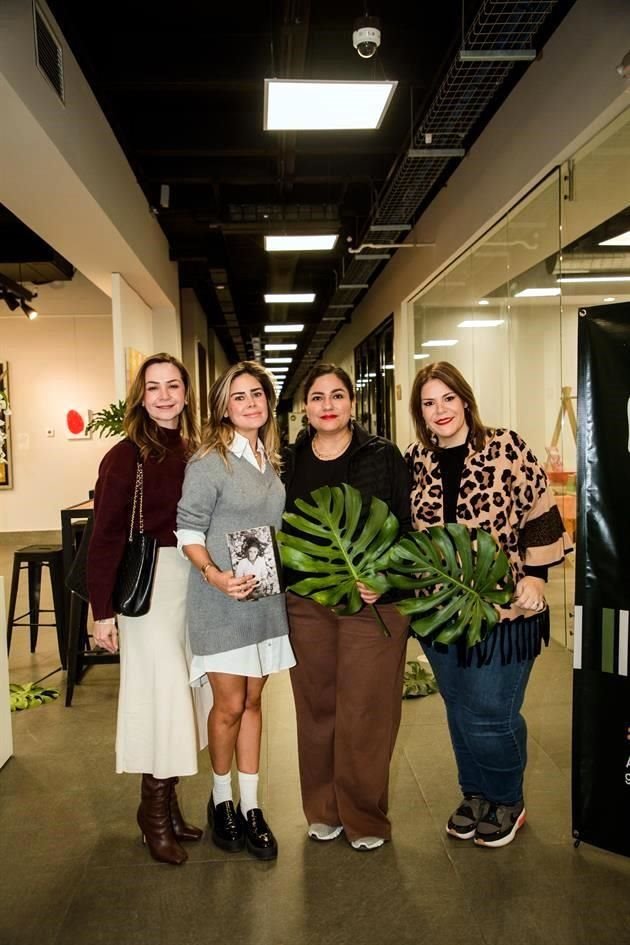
[125,347,146,391]
[0,361,13,490]
[65,408,92,439]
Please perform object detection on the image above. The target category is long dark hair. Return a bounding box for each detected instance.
[409,361,489,452]
[124,352,199,461]
[302,363,355,403]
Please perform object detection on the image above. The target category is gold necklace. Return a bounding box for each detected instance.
[312,431,352,461]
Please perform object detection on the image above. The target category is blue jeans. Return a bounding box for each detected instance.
[422,633,534,805]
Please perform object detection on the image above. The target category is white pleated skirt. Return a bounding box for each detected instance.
[116,547,200,778]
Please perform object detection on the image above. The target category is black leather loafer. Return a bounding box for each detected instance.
[207,798,245,853]
[238,805,278,860]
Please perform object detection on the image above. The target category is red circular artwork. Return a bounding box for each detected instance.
[66,410,85,435]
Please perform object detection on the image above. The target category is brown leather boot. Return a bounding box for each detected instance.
[170,777,203,842]
[137,774,187,865]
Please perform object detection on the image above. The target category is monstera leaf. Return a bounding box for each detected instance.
[85,399,126,437]
[277,484,399,636]
[388,524,514,648]
[9,682,60,712]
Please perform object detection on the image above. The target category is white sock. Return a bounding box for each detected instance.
[238,771,259,815]
[212,769,233,806]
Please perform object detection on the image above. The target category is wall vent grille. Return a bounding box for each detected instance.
[34,3,64,102]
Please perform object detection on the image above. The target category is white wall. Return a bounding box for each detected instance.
[180,288,231,418]
[0,315,114,531]
[0,580,13,768]
[112,275,154,399]
[325,0,630,449]
[0,0,179,310]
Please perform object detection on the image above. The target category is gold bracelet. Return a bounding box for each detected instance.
[200,562,214,583]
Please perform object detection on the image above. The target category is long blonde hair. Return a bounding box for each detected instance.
[197,361,281,471]
[409,361,489,452]
[124,352,199,461]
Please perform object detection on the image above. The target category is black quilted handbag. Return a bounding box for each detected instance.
[112,459,158,617]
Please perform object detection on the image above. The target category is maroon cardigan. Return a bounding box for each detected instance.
[87,429,188,619]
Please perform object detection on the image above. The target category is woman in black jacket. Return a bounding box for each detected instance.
[283,364,410,851]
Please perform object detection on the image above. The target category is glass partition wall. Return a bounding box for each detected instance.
[409,104,630,651]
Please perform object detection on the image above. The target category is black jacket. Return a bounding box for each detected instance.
[282,422,412,536]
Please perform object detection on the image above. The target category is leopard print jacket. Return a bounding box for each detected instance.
[405,429,573,621]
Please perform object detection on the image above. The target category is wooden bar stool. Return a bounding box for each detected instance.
[6,545,66,665]
[64,519,119,706]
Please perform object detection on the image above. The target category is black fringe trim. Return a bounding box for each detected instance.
[429,610,550,668]
[456,610,550,668]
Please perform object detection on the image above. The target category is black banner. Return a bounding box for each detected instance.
[572,302,630,857]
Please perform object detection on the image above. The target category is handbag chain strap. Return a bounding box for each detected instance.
[128,461,145,541]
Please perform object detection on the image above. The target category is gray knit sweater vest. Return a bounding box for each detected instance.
[177,449,289,656]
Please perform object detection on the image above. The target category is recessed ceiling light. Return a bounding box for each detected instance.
[264,235,338,252]
[264,324,304,333]
[264,343,298,351]
[556,276,630,284]
[478,299,490,305]
[421,339,458,347]
[458,319,505,328]
[514,288,562,297]
[413,353,430,360]
[264,293,315,303]
[384,364,395,370]
[598,230,630,247]
[264,357,293,364]
[603,296,616,302]
[264,79,397,131]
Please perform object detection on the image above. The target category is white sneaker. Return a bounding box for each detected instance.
[308,823,343,841]
[350,836,384,851]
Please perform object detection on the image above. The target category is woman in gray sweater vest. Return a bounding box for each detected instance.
[177,361,294,860]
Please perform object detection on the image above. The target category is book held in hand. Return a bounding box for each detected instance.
[225,525,283,600]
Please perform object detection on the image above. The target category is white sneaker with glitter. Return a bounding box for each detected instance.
[350,836,384,851]
[308,823,343,841]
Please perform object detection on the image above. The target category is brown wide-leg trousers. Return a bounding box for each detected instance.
[287,593,409,842]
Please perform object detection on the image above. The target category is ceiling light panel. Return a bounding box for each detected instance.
[458,319,505,328]
[264,324,304,333]
[264,79,398,131]
[599,231,630,247]
[264,293,315,303]
[421,339,458,347]
[265,357,293,364]
[264,235,338,252]
[514,288,561,297]
[264,343,298,351]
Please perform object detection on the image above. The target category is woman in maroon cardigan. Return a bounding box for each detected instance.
[88,353,201,865]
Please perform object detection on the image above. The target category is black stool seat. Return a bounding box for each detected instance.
[6,544,66,666]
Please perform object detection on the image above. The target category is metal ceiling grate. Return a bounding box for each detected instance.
[34,3,65,103]
[287,0,562,396]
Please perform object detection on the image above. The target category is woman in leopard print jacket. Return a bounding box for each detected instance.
[406,361,572,849]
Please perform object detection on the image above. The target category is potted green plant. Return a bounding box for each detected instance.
[86,399,126,438]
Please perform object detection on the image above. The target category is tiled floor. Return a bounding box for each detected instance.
[2,536,630,945]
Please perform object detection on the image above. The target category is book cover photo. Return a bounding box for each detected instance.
[225,525,283,600]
